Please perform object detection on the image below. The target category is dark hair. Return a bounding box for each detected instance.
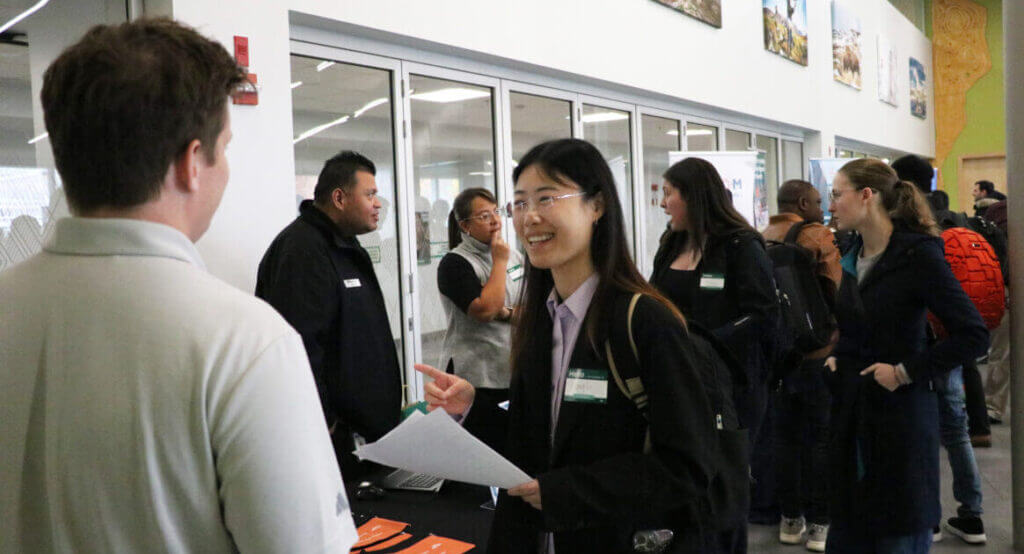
[777,179,816,211]
[448,188,497,249]
[41,18,247,214]
[928,189,950,212]
[313,151,377,204]
[509,139,684,374]
[976,180,995,195]
[839,158,939,236]
[891,155,934,194]
[662,157,757,253]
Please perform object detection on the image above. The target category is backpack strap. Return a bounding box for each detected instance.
[604,293,652,453]
[782,219,811,245]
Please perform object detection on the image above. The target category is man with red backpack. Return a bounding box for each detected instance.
[892,155,1001,545]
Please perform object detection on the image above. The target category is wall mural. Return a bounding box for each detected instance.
[652,0,722,29]
[831,0,863,90]
[763,0,808,66]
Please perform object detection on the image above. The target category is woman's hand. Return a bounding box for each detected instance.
[490,229,510,264]
[414,364,476,414]
[824,356,837,372]
[509,479,542,510]
[860,362,900,391]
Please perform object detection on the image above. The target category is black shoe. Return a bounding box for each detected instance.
[942,516,986,545]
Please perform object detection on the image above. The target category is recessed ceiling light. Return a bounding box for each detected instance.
[27,132,48,145]
[581,112,628,124]
[686,129,713,136]
[411,88,490,103]
[0,0,50,35]
[666,130,679,136]
[468,172,493,176]
[293,115,349,144]
[316,61,335,72]
[290,81,303,90]
[354,98,389,118]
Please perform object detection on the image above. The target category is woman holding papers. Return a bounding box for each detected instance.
[416,138,719,553]
[436,187,523,450]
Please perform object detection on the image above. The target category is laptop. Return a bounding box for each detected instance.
[380,468,445,492]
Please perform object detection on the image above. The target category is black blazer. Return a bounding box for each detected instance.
[826,231,988,536]
[651,229,779,387]
[469,291,717,553]
[255,200,402,442]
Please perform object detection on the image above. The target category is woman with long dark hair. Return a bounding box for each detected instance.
[824,158,988,553]
[416,139,718,552]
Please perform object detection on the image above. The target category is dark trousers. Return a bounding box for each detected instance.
[773,360,831,525]
[962,360,990,437]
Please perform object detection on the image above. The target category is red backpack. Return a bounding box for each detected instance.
[928,227,1005,337]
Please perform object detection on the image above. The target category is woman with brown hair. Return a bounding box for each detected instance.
[824,158,988,553]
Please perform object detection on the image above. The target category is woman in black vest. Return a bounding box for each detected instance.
[824,159,988,552]
[416,139,719,553]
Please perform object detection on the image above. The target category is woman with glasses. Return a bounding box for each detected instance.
[436,188,523,448]
[416,138,718,553]
[823,159,988,553]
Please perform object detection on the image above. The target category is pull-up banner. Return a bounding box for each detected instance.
[669,151,761,227]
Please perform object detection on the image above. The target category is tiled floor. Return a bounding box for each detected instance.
[747,422,1018,552]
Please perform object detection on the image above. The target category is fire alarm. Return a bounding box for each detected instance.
[231,36,257,105]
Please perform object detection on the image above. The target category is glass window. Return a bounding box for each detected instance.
[641,114,680,273]
[508,92,572,167]
[408,74,496,368]
[782,140,804,181]
[582,104,634,249]
[686,122,718,151]
[1,6,126,274]
[756,135,780,215]
[725,129,752,151]
[290,56,405,372]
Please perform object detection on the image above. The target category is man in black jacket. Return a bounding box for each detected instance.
[256,151,401,478]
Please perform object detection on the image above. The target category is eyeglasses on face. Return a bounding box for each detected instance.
[504,191,587,219]
[460,209,502,223]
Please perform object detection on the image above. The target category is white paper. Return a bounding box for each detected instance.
[353,409,532,489]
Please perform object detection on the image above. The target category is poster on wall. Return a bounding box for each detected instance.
[651,0,721,29]
[670,151,760,226]
[809,158,849,224]
[831,0,862,90]
[909,57,928,119]
[763,0,808,66]
[754,151,769,229]
[877,36,898,106]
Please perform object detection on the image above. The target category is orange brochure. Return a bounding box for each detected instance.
[351,517,409,549]
[364,533,413,551]
[392,535,475,553]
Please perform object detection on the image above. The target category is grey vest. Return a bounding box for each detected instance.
[439,233,523,388]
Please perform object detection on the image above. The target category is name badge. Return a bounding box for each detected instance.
[507,263,524,282]
[564,368,608,404]
[700,273,725,290]
[343,278,362,288]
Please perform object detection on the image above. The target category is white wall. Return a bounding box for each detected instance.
[166,0,934,291]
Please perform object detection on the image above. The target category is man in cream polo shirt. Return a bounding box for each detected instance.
[0,19,356,553]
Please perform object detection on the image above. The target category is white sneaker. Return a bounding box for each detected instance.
[805,523,828,552]
[780,516,806,544]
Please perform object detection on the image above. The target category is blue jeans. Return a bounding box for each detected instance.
[937,366,983,518]
[826,521,932,553]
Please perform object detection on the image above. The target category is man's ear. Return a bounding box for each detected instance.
[173,138,204,193]
[331,187,346,210]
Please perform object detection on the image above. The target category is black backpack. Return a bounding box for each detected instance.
[765,221,837,355]
[604,293,750,533]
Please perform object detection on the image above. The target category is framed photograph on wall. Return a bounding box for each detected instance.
[763,0,808,66]
[651,0,722,29]
[832,0,863,90]
[877,36,898,106]
[909,57,927,118]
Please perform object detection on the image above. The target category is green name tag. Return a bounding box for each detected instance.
[564,368,608,403]
[700,272,725,290]
[507,263,524,282]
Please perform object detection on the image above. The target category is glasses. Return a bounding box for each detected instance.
[505,192,587,219]
[460,209,502,224]
[829,188,851,203]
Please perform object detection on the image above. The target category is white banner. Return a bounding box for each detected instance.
[669,151,760,226]
[809,158,849,224]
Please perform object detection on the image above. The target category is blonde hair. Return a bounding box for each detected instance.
[839,158,940,236]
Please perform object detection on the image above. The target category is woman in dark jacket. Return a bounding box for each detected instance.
[650,158,778,440]
[824,159,988,553]
[415,139,719,553]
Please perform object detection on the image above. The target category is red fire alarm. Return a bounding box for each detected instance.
[233,36,249,68]
[232,36,258,105]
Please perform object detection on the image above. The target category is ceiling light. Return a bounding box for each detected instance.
[0,0,50,35]
[469,172,493,176]
[410,88,490,103]
[581,112,628,124]
[686,129,713,136]
[27,132,48,145]
[290,81,303,90]
[419,160,460,168]
[293,115,349,144]
[354,97,388,118]
[666,130,679,136]
[316,61,335,72]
